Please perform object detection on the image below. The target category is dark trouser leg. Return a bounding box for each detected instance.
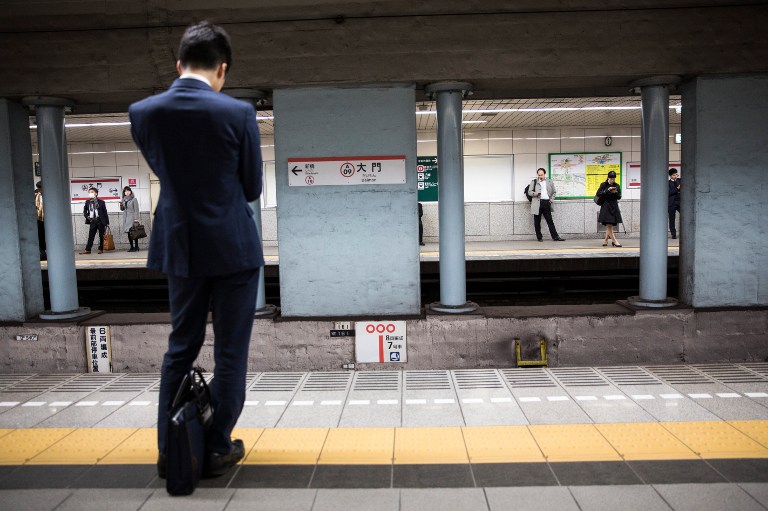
[207,268,260,454]
[86,222,98,250]
[540,201,560,239]
[419,219,423,244]
[96,222,106,250]
[668,205,678,237]
[37,220,46,251]
[533,213,543,240]
[157,274,212,454]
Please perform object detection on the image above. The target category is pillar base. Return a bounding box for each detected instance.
[39,307,92,321]
[254,304,278,318]
[427,301,479,314]
[626,296,679,309]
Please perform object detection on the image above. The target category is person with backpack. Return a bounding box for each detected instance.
[527,168,565,242]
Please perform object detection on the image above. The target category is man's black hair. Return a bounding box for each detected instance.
[669,168,678,176]
[607,171,617,178]
[178,21,232,72]
[35,181,42,189]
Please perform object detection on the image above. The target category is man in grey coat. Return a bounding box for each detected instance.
[528,168,565,242]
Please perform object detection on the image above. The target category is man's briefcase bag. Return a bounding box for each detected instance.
[166,367,213,496]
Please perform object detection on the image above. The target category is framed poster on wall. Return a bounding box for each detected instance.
[549,152,622,199]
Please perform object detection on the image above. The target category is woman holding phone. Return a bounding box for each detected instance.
[596,170,623,247]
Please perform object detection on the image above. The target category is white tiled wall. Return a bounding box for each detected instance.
[416,125,682,202]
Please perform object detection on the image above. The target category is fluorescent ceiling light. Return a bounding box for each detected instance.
[415,105,681,115]
[462,120,487,124]
[30,115,273,129]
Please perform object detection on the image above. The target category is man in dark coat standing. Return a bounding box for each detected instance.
[668,168,681,239]
[129,21,264,479]
[79,187,109,254]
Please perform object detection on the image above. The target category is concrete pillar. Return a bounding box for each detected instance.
[426,82,477,313]
[0,99,44,321]
[23,97,90,320]
[274,86,420,317]
[680,75,768,307]
[628,77,680,308]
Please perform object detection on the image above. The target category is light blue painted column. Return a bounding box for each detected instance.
[628,77,679,308]
[426,82,477,313]
[250,199,276,316]
[24,97,90,319]
[0,99,44,321]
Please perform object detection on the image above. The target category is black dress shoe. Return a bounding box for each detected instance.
[553,237,566,241]
[204,439,245,478]
[671,235,677,239]
[537,238,543,242]
[157,453,167,479]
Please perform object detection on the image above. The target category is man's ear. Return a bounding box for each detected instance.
[176,61,183,76]
[218,63,228,79]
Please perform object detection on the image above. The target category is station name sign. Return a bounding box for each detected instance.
[288,156,406,187]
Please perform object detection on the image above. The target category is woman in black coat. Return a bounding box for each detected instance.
[596,170,623,247]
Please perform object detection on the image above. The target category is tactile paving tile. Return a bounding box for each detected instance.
[595,423,698,460]
[318,428,394,464]
[0,428,74,464]
[528,424,621,462]
[394,427,468,464]
[662,421,768,459]
[727,421,768,449]
[30,428,136,464]
[245,428,328,464]
[461,426,544,463]
[98,428,157,464]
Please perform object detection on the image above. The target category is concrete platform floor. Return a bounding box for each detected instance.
[0,365,766,510]
[44,238,681,270]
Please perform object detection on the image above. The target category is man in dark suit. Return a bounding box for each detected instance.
[79,187,109,254]
[668,168,681,239]
[129,21,264,479]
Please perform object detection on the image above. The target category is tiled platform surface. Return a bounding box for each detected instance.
[45,238,680,270]
[1,364,767,510]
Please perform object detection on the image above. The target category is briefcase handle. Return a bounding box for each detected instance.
[170,367,210,412]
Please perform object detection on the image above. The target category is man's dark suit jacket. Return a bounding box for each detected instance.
[82,199,109,225]
[668,178,681,208]
[128,78,264,278]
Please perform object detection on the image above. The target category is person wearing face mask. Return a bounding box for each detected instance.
[596,170,623,247]
[527,168,565,242]
[79,187,110,254]
[120,186,141,252]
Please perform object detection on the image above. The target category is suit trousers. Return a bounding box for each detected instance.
[158,267,261,455]
[85,220,106,250]
[668,203,680,237]
[534,200,560,240]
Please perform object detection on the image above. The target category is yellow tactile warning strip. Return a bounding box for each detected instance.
[1,421,767,466]
[394,427,468,464]
[662,421,768,459]
[529,424,622,462]
[462,426,544,463]
[244,427,326,465]
[595,423,699,461]
[319,428,395,465]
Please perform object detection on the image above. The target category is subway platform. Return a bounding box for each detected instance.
[1,365,767,510]
[50,238,681,269]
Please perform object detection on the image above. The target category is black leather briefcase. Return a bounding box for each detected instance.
[166,367,213,496]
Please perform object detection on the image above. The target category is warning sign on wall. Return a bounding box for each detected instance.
[354,321,407,363]
[85,326,112,373]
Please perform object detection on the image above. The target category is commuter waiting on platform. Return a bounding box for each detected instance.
[120,186,141,252]
[79,187,109,255]
[668,168,681,239]
[528,168,565,242]
[34,181,46,261]
[129,21,265,482]
[596,170,623,247]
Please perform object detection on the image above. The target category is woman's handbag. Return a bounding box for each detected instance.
[103,227,116,251]
[129,223,148,239]
[166,367,213,496]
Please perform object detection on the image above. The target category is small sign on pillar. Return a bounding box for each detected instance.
[85,326,112,373]
[354,321,407,363]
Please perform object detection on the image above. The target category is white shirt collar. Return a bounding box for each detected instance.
[179,72,212,87]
